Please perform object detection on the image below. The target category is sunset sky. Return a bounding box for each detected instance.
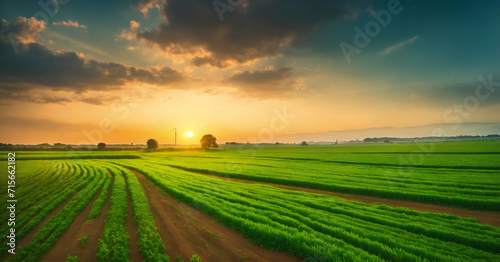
[1,0,499,145]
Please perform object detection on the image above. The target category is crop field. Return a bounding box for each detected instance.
[1,141,499,261]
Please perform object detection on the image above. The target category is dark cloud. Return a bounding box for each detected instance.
[384,78,500,108]
[223,66,300,97]
[0,91,71,104]
[0,17,189,104]
[0,40,186,91]
[0,17,46,44]
[136,0,364,67]
[79,95,121,105]
[425,80,500,107]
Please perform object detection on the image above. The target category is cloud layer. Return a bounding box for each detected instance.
[52,20,87,29]
[135,0,363,68]
[0,17,46,44]
[224,66,301,97]
[0,17,188,105]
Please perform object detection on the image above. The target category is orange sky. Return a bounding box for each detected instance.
[1,1,499,144]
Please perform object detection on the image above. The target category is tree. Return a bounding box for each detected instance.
[97,142,106,150]
[301,141,308,146]
[147,138,159,150]
[200,134,218,150]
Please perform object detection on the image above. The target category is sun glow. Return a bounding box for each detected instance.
[186,130,195,138]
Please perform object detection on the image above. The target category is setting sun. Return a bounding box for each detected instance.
[186,130,195,138]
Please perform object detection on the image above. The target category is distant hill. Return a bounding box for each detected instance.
[277,122,500,143]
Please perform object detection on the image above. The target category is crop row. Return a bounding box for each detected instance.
[96,166,131,261]
[112,165,169,261]
[0,163,87,257]
[158,159,500,211]
[0,162,68,226]
[8,163,107,261]
[122,161,500,261]
[87,169,113,219]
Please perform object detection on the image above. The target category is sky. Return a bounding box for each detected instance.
[0,0,499,145]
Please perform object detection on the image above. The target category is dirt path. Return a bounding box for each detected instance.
[41,174,113,262]
[125,177,143,262]
[179,169,500,227]
[132,170,301,262]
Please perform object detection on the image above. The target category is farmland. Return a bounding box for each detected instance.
[1,141,499,261]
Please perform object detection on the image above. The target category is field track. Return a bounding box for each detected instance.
[132,169,301,261]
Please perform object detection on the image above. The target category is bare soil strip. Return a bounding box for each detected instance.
[41,174,114,262]
[179,168,500,227]
[132,169,301,262]
[125,176,144,262]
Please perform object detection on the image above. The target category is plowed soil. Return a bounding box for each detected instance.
[41,176,113,262]
[132,169,301,262]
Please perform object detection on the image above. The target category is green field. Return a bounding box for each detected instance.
[1,141,499,261]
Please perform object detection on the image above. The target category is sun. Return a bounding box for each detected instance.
[186,130,195,138]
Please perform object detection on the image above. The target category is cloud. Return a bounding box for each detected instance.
[135,0,365,68]
[0,17,190,105]
[223,66,301,97]
[0,17,46,44]
[382,77,500,108]
[132,0,161,17]
[79,95,121,105]
[52,20,87,29]
[119,21,140,40]
[425,81,500,107]
[379,36,419,56]
[0,89,71,104]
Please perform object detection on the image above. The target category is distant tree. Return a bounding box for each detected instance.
[200,134,218,150]
[301,141,308,146]
[147,139,159,150]
[97,142,106,150]
[66,145,72,151]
